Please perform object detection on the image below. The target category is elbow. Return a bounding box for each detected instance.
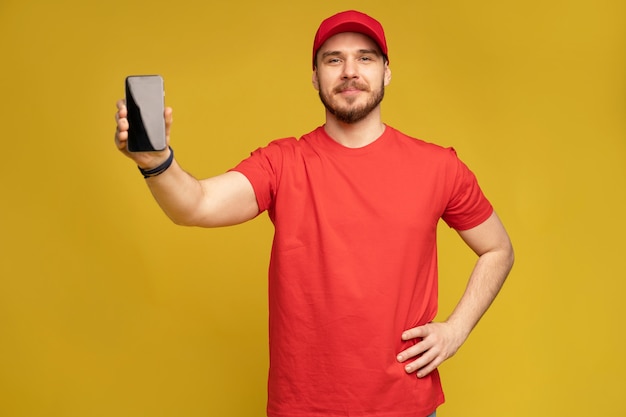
[167,209,220,228]
[504,239,515,273]
[170,217,194,227]
[165,211,202,227]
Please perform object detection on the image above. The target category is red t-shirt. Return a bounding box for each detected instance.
[232,126,493,417]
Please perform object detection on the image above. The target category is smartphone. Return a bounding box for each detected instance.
[125,75,167,152]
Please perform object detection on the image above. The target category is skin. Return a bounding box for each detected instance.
[115,31,514,379]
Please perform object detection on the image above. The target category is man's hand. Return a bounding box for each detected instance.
[396,321,468,378]
[114,99,173,170]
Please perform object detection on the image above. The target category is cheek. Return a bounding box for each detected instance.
[315,70,339,88]
[316,78,333,95]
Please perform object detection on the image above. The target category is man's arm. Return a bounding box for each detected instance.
[115,100,259,227]
[396,211,514,378]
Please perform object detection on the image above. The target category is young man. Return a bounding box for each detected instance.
[114,10,514,417]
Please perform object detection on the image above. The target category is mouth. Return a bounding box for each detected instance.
[334,82,369,95]
[338,88,363,96]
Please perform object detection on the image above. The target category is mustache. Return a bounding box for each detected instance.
[333,81,370,94]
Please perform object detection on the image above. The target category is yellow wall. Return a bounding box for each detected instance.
[1,0,624,416]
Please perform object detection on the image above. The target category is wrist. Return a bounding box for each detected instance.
[444,316,473,340]
[138,147,174,178]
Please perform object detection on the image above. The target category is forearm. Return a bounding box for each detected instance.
[144,159,208,226]
[446,245,514,339]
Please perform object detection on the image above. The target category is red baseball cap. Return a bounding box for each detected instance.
[312,10,389,69]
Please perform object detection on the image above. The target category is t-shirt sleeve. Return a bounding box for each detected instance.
[228,138,293,213]
[441,148,494,231]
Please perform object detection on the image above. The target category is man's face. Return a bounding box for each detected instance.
[313,32,391,124]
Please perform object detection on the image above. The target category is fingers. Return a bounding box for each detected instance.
[396,338,442,378]
[114,100,173,161]
[114,127,128,148]
[116,99,127,114]
[117,117,128,132]
[397,324,429,361]
[396,336,429,364]
[115,99,129,150]
[398,339,442,378]
[411,351,443,379]
[396,322,460,378]
[401,325,428,341]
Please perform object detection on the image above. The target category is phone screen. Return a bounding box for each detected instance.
[125,75,166,152]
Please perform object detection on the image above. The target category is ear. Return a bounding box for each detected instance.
[312,70,320,91]
[383,63,392,87]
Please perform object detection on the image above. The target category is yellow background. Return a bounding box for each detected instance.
[1,0,624,416]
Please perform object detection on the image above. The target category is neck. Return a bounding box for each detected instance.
[323,108,386,148]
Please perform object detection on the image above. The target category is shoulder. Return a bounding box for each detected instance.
[258,126,324,150]
[245,137,299,164]
[250,127,327,161]
[385,125,459,161]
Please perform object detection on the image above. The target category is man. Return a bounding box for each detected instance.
[114,10,514,417]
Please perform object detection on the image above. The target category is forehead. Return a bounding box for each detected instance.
[318,32,382,55]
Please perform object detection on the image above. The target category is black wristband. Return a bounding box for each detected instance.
[138,147,174,178]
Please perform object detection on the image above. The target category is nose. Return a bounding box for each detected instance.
[341,59,359,79]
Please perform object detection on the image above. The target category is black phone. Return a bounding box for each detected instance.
[125,75,167,152]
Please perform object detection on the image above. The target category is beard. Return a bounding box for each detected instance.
[318,78,385,124]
